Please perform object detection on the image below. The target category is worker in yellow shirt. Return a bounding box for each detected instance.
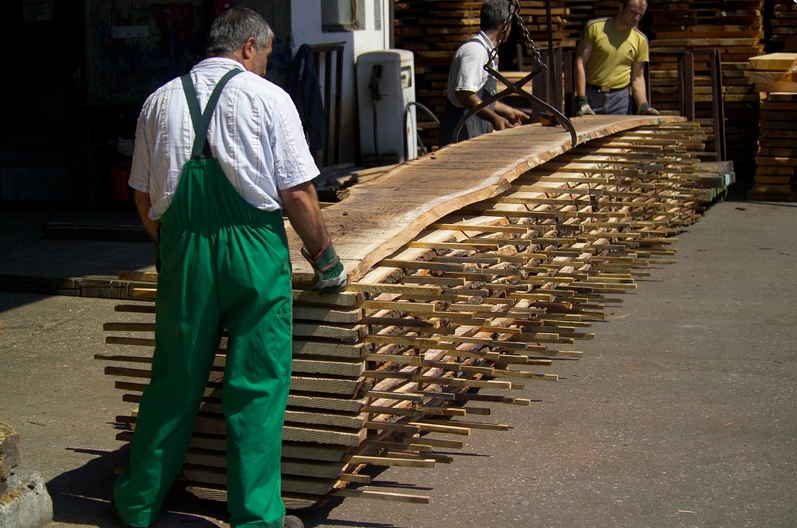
[574,0,660,116]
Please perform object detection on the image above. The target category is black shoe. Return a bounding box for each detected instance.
[284,515,304,528]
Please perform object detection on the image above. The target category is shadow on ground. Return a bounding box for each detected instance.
[46,444,230,527]
[44,443,412,528]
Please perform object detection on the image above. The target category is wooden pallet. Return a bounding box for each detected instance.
[99,115,729,509]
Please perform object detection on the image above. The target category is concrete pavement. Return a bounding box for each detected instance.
[0,198,795,527]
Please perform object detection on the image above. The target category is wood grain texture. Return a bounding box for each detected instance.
[287,116,684,281]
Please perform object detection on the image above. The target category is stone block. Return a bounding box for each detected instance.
[0,469,53,528]
[0,425,21,480]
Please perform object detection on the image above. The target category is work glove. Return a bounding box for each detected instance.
[637,102,660,115]
[575,96,596,116]
[301,240,348,294]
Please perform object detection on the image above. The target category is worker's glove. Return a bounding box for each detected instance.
[301,240,348,294]
[575,96,596,116]
[637,103,660,115]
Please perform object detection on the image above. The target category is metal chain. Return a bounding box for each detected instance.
[487,0,542,67]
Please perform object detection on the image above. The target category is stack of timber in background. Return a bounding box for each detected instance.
[769,0,797,51]
[99,116,731,509]
[512,1,571,47]
[646,0,764,186]
[560,0,595,45]
[593,0,622,17]
[749,53,797,200]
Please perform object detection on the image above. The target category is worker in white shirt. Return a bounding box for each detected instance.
[112,8,345,528]
[438,0,529,146]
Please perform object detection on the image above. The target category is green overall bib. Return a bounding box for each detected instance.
[114,69,293,528]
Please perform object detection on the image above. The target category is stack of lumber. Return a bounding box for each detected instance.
[513,1,571,47]
[748,54,797,200]
[648,1,764,61]
[560,0,595,45]
[646,0,764,183]
[770,0,797,51]
[99,115,730,509]
[753,93,797,199]
[593,0,621,17]
[749,52,797,92]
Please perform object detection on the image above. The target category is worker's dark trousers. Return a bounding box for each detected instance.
[438,99,493,147]
[113,155,293,528]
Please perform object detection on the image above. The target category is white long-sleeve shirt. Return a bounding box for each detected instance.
[129,57,320,219]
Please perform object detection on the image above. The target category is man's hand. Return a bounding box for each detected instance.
[496,103,530,127]
[490,114,515,131]
[575,96,596,116]
[637,102,660,115]
[301,240,348,294]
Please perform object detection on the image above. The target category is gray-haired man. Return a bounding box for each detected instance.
[111,8,344,528]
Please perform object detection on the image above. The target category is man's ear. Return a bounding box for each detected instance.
[499,20,511,38]
[241,37,257,60]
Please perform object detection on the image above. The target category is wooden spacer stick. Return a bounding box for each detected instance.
[331,489,430,504]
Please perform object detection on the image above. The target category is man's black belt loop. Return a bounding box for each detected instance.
[586,83,629,93]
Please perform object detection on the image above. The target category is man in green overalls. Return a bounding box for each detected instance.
[112,9,346,528]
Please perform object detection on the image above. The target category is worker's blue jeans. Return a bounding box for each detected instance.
[586,85,632,115]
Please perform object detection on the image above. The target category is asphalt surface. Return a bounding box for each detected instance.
[1,197,796,528]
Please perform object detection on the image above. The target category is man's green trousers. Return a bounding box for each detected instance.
[113,154,293,528]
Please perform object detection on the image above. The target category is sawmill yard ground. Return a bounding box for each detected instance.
[1,194,796,528]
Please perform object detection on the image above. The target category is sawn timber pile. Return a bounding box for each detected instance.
[98,115,730,509]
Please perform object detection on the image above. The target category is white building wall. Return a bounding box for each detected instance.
[291,0,391,167]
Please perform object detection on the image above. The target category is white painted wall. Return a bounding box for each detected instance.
[290,0,392,167]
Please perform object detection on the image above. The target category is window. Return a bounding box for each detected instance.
[322,0,365,32]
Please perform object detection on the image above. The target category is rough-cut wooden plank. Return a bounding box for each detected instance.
[286,395,365,413]
[292,339,369,359]
[100,352,364,379]
[288,376,362,396]
[749,52,797,71]
[286,115,684,282]
[293,305,363,323]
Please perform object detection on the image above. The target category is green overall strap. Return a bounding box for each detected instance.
[180,68,243,160]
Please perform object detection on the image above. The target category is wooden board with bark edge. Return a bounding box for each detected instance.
[286,115,685,283]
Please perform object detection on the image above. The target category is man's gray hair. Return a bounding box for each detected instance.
[480,0,510,32]
[206,8,274,57]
